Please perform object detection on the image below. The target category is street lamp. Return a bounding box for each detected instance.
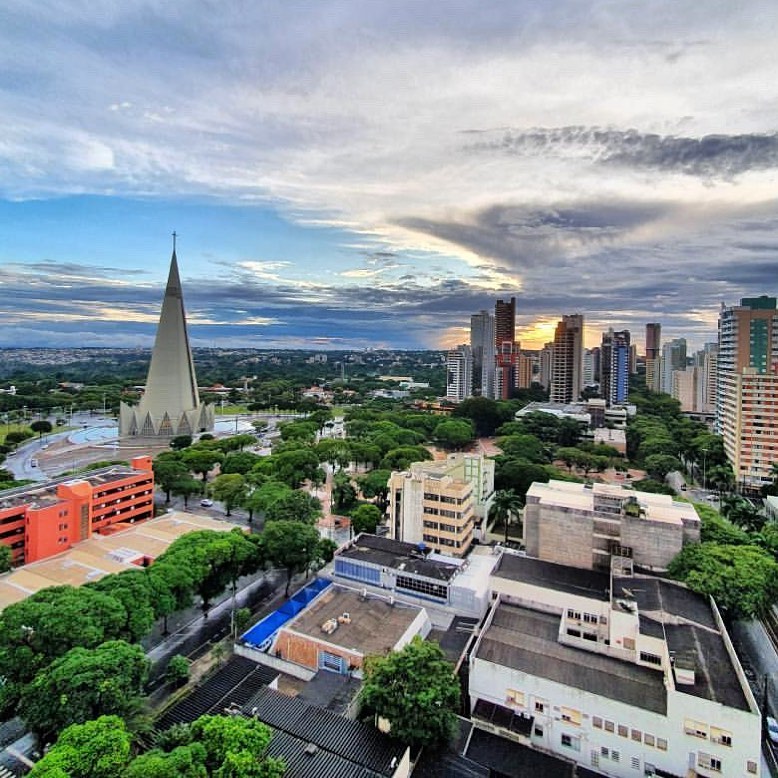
[701,448,708,490]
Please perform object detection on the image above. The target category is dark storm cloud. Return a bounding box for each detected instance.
[466,126,778,179]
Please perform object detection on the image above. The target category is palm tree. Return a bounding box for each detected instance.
[490,489,524,546]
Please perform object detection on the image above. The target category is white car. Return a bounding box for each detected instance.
[200,499,214,507]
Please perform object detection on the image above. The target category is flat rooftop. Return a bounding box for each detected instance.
[281,585,423,656]
[338,533,460,582]
[526,480,699,526]
[475,602,667,714]
[614,575,749,712]
[0,512,235,611]
[493,552,611,602]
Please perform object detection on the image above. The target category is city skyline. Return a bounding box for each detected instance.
[1,2,777,351]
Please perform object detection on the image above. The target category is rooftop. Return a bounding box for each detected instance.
[338,534,460,582]
[526,479,699,526]
[281,585,423,656]
[0,512,235,611]
[493,553,611,602]
[243,686,406,778]
[474,602,667,714]
[464,727,575,777]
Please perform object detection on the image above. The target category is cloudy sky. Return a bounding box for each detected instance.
[1,1,777,351]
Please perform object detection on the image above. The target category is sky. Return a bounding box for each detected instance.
[1,1,777,352]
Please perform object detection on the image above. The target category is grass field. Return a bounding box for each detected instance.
[0,423,33,446]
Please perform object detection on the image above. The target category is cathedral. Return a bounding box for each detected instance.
[119,238,214,438]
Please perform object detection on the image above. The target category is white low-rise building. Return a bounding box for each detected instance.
[469,552,762,777]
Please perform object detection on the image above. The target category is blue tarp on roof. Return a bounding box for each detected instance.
[242,578,331,648]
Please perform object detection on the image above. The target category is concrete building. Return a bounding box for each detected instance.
[495,340,519,400]
[445,344,473,403]
[120,239,214,438]
[645,323,662,393]
[659,338,687,395]
[388,453,494,557]
[0,456,154,566]
[695,344,718,415]
[327,533,497,625]
[716,295,778,489]
[600,329,630,407]
[539,342,554,390]
[273,584,430,677]
[470,310,496,399]
[523,480,700,572]
[550,314,584,404]
[495,296,516,347]
[472,553,761,777]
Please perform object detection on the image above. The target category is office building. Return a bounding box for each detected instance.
[0,457,154,566]
[539,343,553,389]
[523,480,700,572]
[550,314,584,403]
[471,553,761,777]
[695,343,718,415]
[445,344,473,402]
[470,310,496,398]
[716,295,778,488]
[659,338,687,395]
[495,340,519,400]
[645,323,661,392]
[388,453,495,557]
[600,329,630,407]
[494,297,516,347]
[120,238,214,437]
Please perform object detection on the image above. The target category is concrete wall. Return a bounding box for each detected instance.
[621,514,683,571]
[234,643,316,681]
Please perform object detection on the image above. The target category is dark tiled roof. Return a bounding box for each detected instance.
[464,728,575,777]
[472,699,533,736]
[494,554,611,601]
[157,656,278,729]
[639,614,665,639]
[475,604,667,714]
[339,534,459,581]
[243,686,405,777]
[297,671,361,716]
[612,576,716,629]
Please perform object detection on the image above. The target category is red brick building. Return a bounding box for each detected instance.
[0,456,154,566]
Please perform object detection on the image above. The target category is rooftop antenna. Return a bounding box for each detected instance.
[172,230,178,254]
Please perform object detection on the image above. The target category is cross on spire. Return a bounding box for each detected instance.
[172,231,177,253]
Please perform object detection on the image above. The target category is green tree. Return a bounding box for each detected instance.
[721,495,766,533]
[317,538,338,565]
[170,435,193,450]
[31,420,53,439]
[496,434,547,463]
[172,475,204,508]
[643,454,682,482]
[381,445,432,471]
[166,654,190,688]
[358,469,391,513]
[361,636,460,748]
[89,569,156,642]
[182,447,224,482]
[123,744,207,778]
[152,455,190,502]
[264,490,322,524]
[189,714,284,778]
[4,429,34,448]
[351,503,382,535]
[211,473,248,517]
[28,716,132,778]
[490,489,523,545]
[451,397,509,436]
[668,543,778,619]
[222,451,261,475]
[261,521,322,596]
[331,471,358,513]
[20,640,149,740]
[494,457,551,497]
[0,544,13,573]
[433,419,475,450]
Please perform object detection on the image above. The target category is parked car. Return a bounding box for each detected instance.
[200,498,214,507]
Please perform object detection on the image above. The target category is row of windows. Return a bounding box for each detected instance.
[684,719,732,746]
[592,717,667,750]
[566,609,602,625]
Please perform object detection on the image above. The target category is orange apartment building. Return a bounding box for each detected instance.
[0,456,154,566]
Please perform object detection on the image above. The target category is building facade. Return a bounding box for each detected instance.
[0,456,154,565]
[494,297,516,347]
[658,338,687,395]
[550,314,584,403]
[388,453,495,557]
[470,310,496,399]
[716,296,778,488]
[523,480,700,572]
[471,553,761,778]
[446,344,473,403]
[601,329,630,407]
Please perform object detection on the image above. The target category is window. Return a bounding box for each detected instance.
[561,734,580,751]
[748,760,758,774]
[611,750,620,763]
[631,756,640,770]
[631,729,642,742]
[533,725,543,737]
[506,689,524,707]
[698,753,722,773]
[657,738,667,751]
[601,746,609,757]
[640,651,662,666]
[623,637,636,650]
[711,727,732,747]
[593,716,603,729]
[644,733,655,747]
[590,750,600,768]
[567,628,581,638]
[583,612,599,624]
[567,609,581,621]
[618,724,628,738]
[684,719,708,739]
[605,720,615,733]
[561,707,581,726]
[534,699,546,714]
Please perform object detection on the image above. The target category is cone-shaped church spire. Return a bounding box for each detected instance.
[119,236,214,438]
